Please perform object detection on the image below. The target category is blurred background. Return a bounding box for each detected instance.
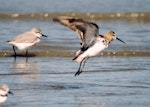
[0,0,150,13]
[0,0,150,107]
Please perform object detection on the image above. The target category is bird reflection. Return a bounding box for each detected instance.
[12,61,40,82]
[12,62,40,78]
[12,61,39,72]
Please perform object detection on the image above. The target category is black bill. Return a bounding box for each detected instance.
[116,37,125,44]
[42,34,48,37]
[8,91,13,95]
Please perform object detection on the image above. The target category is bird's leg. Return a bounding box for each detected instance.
[75,57,89,76]
[25,50,28,62]
[13,46,17,58]
[25,49,28,57]
[75,61,83,76]
[81,57,89,71]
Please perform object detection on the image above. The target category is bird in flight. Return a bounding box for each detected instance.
[53,16,125,76]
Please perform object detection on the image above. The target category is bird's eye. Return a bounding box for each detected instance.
[113,33,116,36]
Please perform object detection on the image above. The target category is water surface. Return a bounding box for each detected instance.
[0,1,150,107]
[0,57,150,107]
[0,0,150,13]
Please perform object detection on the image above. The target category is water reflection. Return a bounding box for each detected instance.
[12,61,39,72]
[11,61,40,82]
[75,97,105,107]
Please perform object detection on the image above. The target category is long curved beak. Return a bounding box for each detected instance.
[42,34,48,37]
[8,91,13,95]
[116,37,125,44]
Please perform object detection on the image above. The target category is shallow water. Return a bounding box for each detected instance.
[0,56,150,107]
[0,17,150,107]
[0,0,150,13]
[0,17,150,53]
[0,0,150,107]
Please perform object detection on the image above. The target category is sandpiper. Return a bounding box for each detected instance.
[53,16,125,76]
[0,84,13,104]
[7,28,47,59]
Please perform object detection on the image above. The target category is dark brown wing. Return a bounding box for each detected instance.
[53,16,99,50]
[53,16,86,42]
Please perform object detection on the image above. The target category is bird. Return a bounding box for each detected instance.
[7,28,47,60]
[0,84,13,104]
[53,16,125,76]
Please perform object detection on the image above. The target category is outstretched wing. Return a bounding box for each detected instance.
[53,16,99,50]
[53,16,85,42]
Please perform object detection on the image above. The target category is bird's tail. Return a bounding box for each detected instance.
[73,49,85,62]
[73,56,84,62]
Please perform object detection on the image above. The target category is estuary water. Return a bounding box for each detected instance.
[0,0,150,107]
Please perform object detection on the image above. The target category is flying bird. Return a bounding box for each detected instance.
[53,16,125,76]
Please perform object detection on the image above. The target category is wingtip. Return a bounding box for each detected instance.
[6,40,10,43]
[53,16,79,22]
[53,16,68,21]
[52,16,71,26]
[52,17,59,22]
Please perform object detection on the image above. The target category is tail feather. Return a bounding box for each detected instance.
[73,56,84,62]
[72,56,77,61]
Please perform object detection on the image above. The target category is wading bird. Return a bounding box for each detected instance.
[0,84,13,105]
[7,28,47,61]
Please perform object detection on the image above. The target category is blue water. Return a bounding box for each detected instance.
[0,0,150,13]
[0,56,150,107]
[0,19,150,52]
[0,1,150,107]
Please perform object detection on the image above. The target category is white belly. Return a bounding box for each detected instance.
[9,39,40,50]
[0,96,7,104]
[14,43,36,50]
[80,41,108,58]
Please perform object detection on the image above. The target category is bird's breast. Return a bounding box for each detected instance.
[80,41,107,58]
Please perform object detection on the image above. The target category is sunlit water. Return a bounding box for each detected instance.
[0,0,150,107]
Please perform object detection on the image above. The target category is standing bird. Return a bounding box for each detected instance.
[0,84,13,104]
[53,16,125,76]
[7,28,47,60]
